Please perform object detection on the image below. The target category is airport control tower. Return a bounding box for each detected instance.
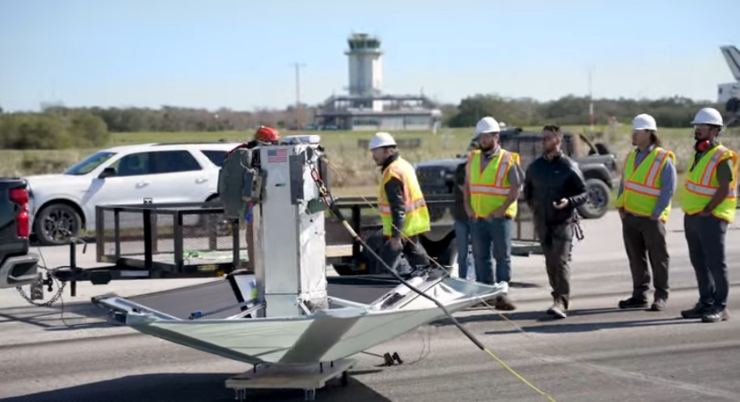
[316,33,440,131]
[346,33,383,110]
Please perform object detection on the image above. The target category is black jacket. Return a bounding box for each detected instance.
[381,153,405,238]
[524,153,588,225]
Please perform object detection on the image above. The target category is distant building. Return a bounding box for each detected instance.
[315,34,441,131]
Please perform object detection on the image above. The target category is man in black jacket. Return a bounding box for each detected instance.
[524,125,589,319]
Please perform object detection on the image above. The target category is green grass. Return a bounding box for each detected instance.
[3,126,738,189]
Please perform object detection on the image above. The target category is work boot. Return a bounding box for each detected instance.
[649,299,667,312]
[546,301,567,319]
[618,296,648,309]
[681,303,712,319]
[495,295,516,311]
[701,309,730,323]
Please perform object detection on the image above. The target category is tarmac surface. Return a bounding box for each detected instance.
[1,210,739,402]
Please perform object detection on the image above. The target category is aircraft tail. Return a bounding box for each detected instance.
[720,45,740,81]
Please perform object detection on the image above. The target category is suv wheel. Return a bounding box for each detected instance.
[577,179,610,219]
[34,203,81,245]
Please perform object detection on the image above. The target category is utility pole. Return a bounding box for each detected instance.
[292,62,306,129]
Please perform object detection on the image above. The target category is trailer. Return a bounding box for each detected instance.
[21,191,540,302]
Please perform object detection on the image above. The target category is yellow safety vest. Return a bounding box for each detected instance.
[467,149,520,218]
[680,145,738,223]
[615,147,675,222]
[378,157,431,237]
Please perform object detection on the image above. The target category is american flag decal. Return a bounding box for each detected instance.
[267,148,288,163]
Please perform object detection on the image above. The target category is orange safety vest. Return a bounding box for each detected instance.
[378,157,431,237]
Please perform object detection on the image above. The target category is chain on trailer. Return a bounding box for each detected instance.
[312,155,557,402]
[16,235,87,308]
[16,271,65,307]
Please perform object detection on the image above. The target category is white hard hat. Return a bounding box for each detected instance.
[632,114,657,131]
[691,107,723,126]
[368,132,397,150]
[475,116,501,136]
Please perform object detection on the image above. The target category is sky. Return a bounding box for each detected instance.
[1,0,738,112]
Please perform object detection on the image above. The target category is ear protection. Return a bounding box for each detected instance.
[695,140,711,152]
[694,138,716,152]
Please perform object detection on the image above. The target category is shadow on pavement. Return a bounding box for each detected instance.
[1,372,391,402]
[435,307,638,327]
[484,316,690,335]
[0,301,113,331]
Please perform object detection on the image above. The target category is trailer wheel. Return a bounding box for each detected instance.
[419,232,456,271]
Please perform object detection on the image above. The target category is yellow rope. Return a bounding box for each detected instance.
[482,346,557,401]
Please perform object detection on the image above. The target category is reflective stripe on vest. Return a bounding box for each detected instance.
[680,145,738,223]
[467,149,518,218]
[615,147,674,221]
[378,157,431,237]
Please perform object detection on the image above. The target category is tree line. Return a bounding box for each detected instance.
[446,94,724,128]
[0,109,109,149]
[0,95,725,149]
[44,105,305,133]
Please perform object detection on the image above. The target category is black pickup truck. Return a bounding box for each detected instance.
[0,178,40,289]
[415,128,620,221]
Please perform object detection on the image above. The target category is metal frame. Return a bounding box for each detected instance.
[95,203,241,276]
[52,203,244,296]
[328,194,539,261]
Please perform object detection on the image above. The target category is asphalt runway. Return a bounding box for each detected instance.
[1,210,739,402]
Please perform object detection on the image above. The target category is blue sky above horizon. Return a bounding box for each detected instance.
[1,0,738,112]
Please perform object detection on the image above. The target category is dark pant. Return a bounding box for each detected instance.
[471,217,512,285]
[454,219,473,279]
[621,213,670,301]
[380,236,430,275]
[684,214,729,310]
[535,221,573,308]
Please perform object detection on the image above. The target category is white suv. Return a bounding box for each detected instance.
[26,142,240,245]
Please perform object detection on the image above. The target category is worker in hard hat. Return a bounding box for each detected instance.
[369,132,431,276]
[523,125,588,319]
[227,125,281,156]
[680,107,738,323]
[226,125,281,271]
[465,116,523,310]
[615,114,676,312]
